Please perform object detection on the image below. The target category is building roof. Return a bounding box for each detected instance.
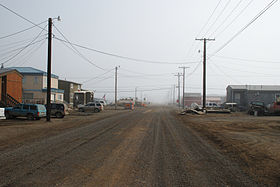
[8,67,59,79]
[0,68,23,78]
[184,93,201,97]
[228,85,280,91]
[58,79,82,85]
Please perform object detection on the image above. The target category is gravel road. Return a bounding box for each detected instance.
[0,107,258,186]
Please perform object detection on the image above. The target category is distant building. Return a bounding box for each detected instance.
[183,93,202,107]
[9,67,64,104]
[226,85,280,108]
[73,90,94,107]
[206,95,226,104]
[58,79,82,106]
[0,68,23,106]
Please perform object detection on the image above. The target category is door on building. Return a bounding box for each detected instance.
[1,76,7,101]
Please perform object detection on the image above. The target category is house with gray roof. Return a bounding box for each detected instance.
[8,67,64,104]
[226,85,280,108]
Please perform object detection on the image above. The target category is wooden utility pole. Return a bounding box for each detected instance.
[115,66,119,110]
[173,84,176,105]
[174,73,182,108]
[195,38,215,110]
[46,18,52,121]
[179,66,189,109]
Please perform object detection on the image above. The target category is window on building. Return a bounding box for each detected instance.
[22,77,26,84]
[23,93,34,99]
[34,77,38,84]
[70,83,73,89]
[58,94,63,101]
[78,85,81,90]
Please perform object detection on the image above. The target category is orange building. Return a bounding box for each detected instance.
[0,68,23,106]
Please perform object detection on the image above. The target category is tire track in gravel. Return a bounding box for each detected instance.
[0,111,143,186]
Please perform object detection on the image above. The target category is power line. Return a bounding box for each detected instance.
[120,68,172,76]
[0,3,47,31]
[14,39,46,67]
[209,0,243,38]
[1,25,47,65]
[203,0,232,37]
[0,35,46,55]
[212,55,280,64]
[82,68,115,84]
[215,0,254,38]
[186,0,222,58]
[54,37,199,65]
[53,24,106,71]
[0,20,47,40]
[212,0,278,55]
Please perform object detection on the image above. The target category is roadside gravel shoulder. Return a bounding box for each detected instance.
[0,109,131,151]
[176,112,280,186]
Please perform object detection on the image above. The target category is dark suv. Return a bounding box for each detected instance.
[45,103,66,118]
[5,104,46,120]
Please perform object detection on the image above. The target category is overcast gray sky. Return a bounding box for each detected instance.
[1,0,279,103]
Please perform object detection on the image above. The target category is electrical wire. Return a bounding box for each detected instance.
[54,37,200,65]
[0,20,47,40]
[53,24,106,70]
[82,68,115,84]
[0,35,47,55]
[212,0,278,56]
[0,3,47,31]
[1,25,47,64]
[120,68,172,76]
[212,55,280,64]
[209,0,243,38]
[186,0,222,58]
[14,39,46,67]
[215,0,254,38]
[203,0,232,37]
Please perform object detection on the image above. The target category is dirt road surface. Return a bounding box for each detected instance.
[0,107,259,186]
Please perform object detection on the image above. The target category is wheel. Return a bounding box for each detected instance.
[5,112,10,119]
[94,108,100,113]
[55,112,63,118]
[27,114,34,120]
[79,108,84,112]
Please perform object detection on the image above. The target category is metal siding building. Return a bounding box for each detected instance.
[226,85,280,108]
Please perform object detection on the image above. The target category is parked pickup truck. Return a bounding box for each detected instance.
[5,104,46,120]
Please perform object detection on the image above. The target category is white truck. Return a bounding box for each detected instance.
[0,108,6,120]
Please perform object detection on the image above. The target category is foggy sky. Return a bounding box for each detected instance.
[1,0,279,103]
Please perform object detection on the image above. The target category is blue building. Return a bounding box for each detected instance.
[9,67,64,104]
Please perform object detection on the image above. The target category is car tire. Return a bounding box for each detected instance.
[79,108,84,112]
[5,112,10,119]
[94,108,100,113]
[27,114,34,120]
[55,112,63,118]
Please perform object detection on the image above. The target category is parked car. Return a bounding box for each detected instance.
[45,103,66,118]
[5,104,46,120]
[78,102,103,112]
[222,102,238,112]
